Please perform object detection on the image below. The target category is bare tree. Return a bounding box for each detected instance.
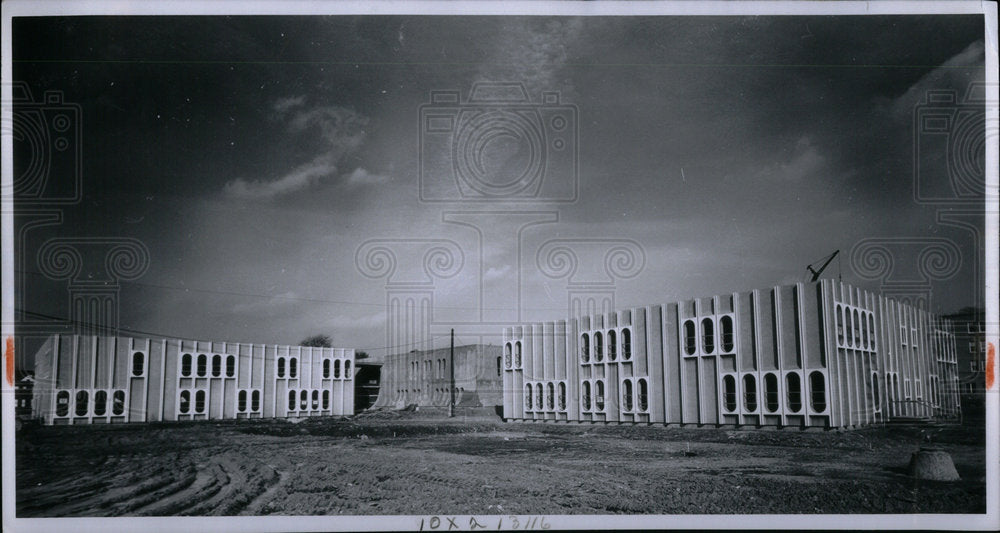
[300,334,332,347]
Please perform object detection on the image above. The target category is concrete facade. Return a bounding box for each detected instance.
[31,334,355,425]
[502,280,961,429]
[373,344,503,409]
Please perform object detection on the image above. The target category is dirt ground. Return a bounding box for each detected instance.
[15,411,987,516]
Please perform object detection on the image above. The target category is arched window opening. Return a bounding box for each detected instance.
[53,391,73,418]
[862,314,869,349]
[608,330,617,361]
[179,390,191,414]
[786,373,802,413]
[546,382,555,410]
[558,382,567,410]
[226,355,236,378]
[197,354,208,377]
[344,360,351,377]
[722,375,737,412]
[868,314,876,350]
[594,332,604,362]
[581,334,590,363]
[872,374,881,411]
[845,311,854,347]
[515,342,522,367]
[622,329,632,360]
[181,353,192,377]
[622,379,634,411]
[684,320,697,355]
[195,390,206,413]
[701,318,715,354]
[334,359,341,379]
[277,357,286,378]
[322,390,330,410]
[721,316,735,352]
[582,381,592,411]
[525,384,533,410]
[288,390,296,411]
[75,390,89,416]
[94,390,107,416]
[836,306,845,344]
[112,390,125,415]
[743,374,757,412]
[323,359,331,379]
[289,358,298,378]
[238,390,247,412]
[853,309,862,346]
[132,352,145,376]
[595,380,606,411]
[300,389,308,410]
[504,343,512,368]
[809,371,826,412]
[536,383,544,411]
[212,354,222,377]
[638,378,649,412]
[312,390,319,410]
[764,373,779,413]
[251,390,261,412]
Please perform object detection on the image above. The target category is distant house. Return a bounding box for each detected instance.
[15,374,35,417]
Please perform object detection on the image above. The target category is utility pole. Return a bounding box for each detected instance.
[449,329,455,417]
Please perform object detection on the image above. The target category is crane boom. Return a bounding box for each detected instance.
[807,250,840,282]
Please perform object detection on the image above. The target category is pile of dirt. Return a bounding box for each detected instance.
[908,447,961,481]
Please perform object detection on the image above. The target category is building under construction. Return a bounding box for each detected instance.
[30,335,355,425]
[502,280,961,429]
[373,344,503,410]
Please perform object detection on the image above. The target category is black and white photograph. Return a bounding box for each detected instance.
[1,1,997,531]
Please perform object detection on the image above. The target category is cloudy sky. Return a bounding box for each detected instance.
[12,14,986,357]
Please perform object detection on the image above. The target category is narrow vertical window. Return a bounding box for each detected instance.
[622,379,633,411]
[212,354,221,377]
[853,309,862,346]
[638,378,649,412]
[536,383,544,411]
[743,375,757,412]
[132,352,145,376]
[322,390,330,409]
[558,382,567,410]
[196,354,207,377]
[112,390,125,415]
[226,355,236,378]
[722,375,737,412]
[312,390,319,410]
[334,359,341,379]
[764,373,779,413]
[608,330,617,361]
[872,374,881,411]
[179,390,191,414]
[504,343,512,368]
[581,334,590,363]
[277,357,286,378]
[300,389,308,410]
[289,358,298,378]
[94,390,107,416]
[701,318,715,354]
[868,314,876,350]
[251,390,261,412]
[684,320,697,355]
[846,311,854,347]
[56,390,70,416]
[181,353,192,377]
[594,332,604,362]
[195,390,205,413]
[288,390,296,411]
[323,359,330,379]
[721,315,735,352]
[525,384,533,410]
[497,356,502,377]
[622,328,632,360]
[809,371,826,412]
[836,306,845,344]
[595,380,605,411]
[786,373,802,413]
[344,360,351,377]
[75,391,89,416]
[546,382,555,410]
[582,381,592,411]
[238,390,247,412]
[514,342,522,367]
[862,314,869,350]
